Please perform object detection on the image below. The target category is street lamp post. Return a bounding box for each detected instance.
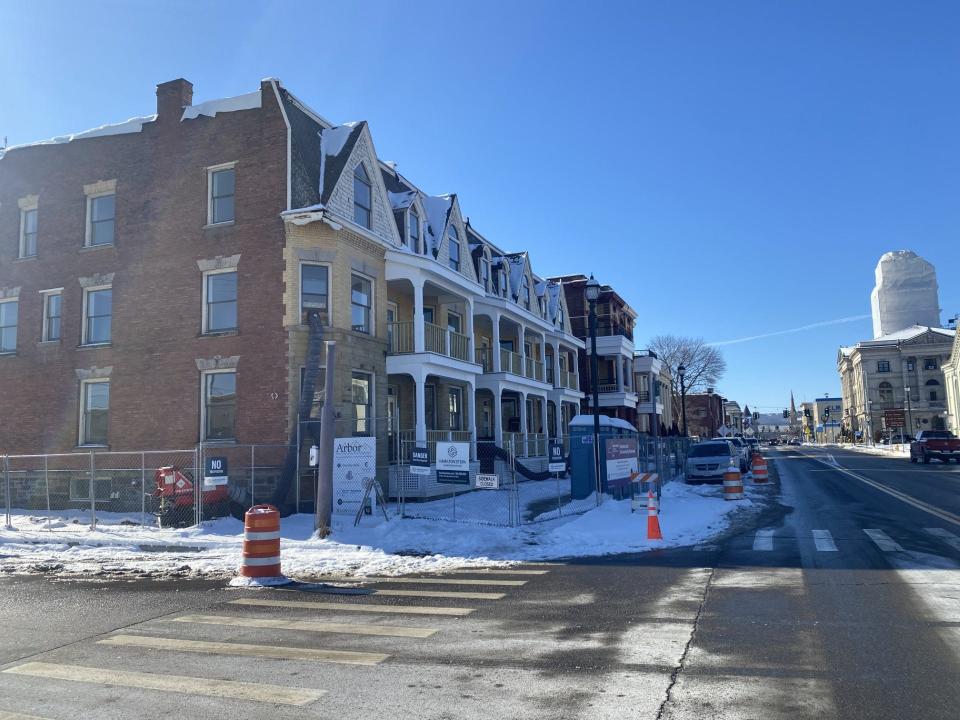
[585,275,602,499]
[904,386,913,443]
[867,399,874,447]
[678,364,688,437]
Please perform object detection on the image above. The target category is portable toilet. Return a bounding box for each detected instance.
[568,414,639,498]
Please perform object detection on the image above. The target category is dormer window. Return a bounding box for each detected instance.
[522,276,531,310]
[480,258,490,291]
[353,164,372,229]
[557,304,564,327]
[409,210,420,253]
[448,225,460,272]
[499,268,508,298]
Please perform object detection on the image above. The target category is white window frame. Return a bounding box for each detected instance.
[19,207,38,259]
[40,288,63,342]
[351,370,374,436]
[353,163,372,229]
[81,285,112,346]
[202,268,238,334]
[0,298,18,354]
[350,270,374,335]
[448,386,463,431]
[448,226,460,272]
[200,368,238,442]
[78,378,110,447]
[408,210,420,253]
[299,261,331,327]
[85,191,116,247]
[447,310,463,334]
[206,161,237,226]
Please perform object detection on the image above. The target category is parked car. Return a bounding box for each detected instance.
[909,430,960,464]
[686,441,739,484]
[788,438,801,446]
[767,438,780,446]
[713,436,749,472]
[745,437,760,454]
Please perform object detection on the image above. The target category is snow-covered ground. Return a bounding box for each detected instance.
[0,480,766,580]
[820,442,910,458]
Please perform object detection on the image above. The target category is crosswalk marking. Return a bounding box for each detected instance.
[0,712,51,720]
[753,529,775,551]
[924,527,960,553]
[174,613,438,638]
[445,569,549,575]
[812,530,838,552]
[229,597,474,616]
[335,576,526,587]
[864,529,904,552]
[1,662,323,706]
[372,588,505,600]
[98,634,388,666]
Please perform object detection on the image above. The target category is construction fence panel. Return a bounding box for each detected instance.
[515,435,599,525]
[196,444,294,522]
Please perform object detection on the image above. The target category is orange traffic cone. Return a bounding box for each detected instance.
[647,489,663,540]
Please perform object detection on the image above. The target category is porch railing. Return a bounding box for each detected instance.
[525,357,544,382]
[449,331,470,362]
[501,348,523,375]
[387,321,415,354]
[475,348,492,372]
[558,369,579,390]
[598,382,619,393]
[425,322,446,354]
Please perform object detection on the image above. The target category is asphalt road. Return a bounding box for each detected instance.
[1,446,959,719]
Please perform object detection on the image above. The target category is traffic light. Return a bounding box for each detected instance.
[782,410,789,419]
[804,408,811,418]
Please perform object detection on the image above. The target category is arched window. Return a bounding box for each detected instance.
[447,225,460,271]
[926,378,940,401]
[877,382,893,402]
[408,210,420,252]
[353,164,371,228]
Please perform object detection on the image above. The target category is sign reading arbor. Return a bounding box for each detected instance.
[333,437,377,520]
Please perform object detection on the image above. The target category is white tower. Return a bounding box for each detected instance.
[870,250,940,338]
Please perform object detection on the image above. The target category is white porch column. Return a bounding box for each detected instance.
[413,279,425,354]
[520,327,527,378]
[414,371,427,444]
[467,380,477,459]
[466,299,475,364]
[519,391,528,456]
[554,400,564,439]
[494,387,503,447]
[492,312,501,372]
[552,341,561,388]
[626,358,633,391]
[616,355,624,392]
[540,395,548,447]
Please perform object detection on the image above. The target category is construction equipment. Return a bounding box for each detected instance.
[154,466,232,528]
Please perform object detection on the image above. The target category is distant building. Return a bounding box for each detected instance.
[685,392,725,439]
[870,251,941,339]
[942,326,960,435]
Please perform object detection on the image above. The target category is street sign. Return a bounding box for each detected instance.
[605,438,638,489]
[410,445,431,476]
[436,441,470,484]
[883,409,905,429]
[333,437,377,517]
[203,456,228,487]
[548,440,565,473]
[475,473,499,489]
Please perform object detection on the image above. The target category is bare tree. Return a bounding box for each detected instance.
[648,335,727,424]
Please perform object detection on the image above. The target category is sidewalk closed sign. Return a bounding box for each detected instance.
[475,473,499,489]
[605,438,638,489]
[203,456,228,487]
[436,442,470,484]
[410,445,431,475]
[548,440,565,473]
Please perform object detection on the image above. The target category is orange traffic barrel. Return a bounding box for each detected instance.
[723,463,744,500]
[752,453,768,483]
[240,505,283,579]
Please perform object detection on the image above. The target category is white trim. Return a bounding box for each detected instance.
[350,269,375,335]
[299,261,331,327]
[268,80,292,212]
[78,377,110,447]
[206,162,237,226]
[84,190,116,248]
[0,296,18,354]
[200,368,238,442]
[41,289,62,342]
[81,284,112,346]
[201,268,238,335]
[446,309,463,334]
[18,207,37,259]
[351,369,375,436]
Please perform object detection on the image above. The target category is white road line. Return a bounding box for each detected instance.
[753,529,775,551]
[1,662,323,706]
[173,614,438,638]
[372,589,505,600]
[229,597,474,616]
[334,576,526,587]
[802,451,960,527]
[812,529,838,552]
[0,712,50,720]
[444,569,549,575]
[98,634,388,666]
[863,529,904,552]
[924,527,960,553]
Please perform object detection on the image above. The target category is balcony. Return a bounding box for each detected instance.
[557,368,578,391]
[388,321,470,362]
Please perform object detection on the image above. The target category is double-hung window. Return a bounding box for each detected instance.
[877,360,890,373]
[351,273,372,334]
[448,387,463,431]
[19,208,37,258]
[80,380,110,446]
[208,165,235,225]
[204,270,237,333]
[448,226,460,271]
[480,259,490,291]
[300,264,329,325]
[409,211,420,253]
[83,287,112,345]
[352,371,373,435]
[86,194,115,246]
[203,371,237,441]
[42,291,62,342]
[353,164,372,228]
[522,276,531,310]
[0,300,18,353]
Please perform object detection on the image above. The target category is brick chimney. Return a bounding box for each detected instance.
[156,78,194,121]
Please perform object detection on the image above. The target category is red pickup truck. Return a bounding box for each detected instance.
[909,430,960,464]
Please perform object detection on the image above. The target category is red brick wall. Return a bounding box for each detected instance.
[0,79,290,453]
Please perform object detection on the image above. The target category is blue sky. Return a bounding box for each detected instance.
[2,0,957,413]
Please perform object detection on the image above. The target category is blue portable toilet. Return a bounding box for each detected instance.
[568,414,639,498]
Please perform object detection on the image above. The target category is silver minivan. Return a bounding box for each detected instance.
[714,436,749,472]
[686,440,738,483]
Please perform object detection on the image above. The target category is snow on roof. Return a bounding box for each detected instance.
[421,195,452,256]
[506,254,527,300]
[546,282,562,322]
[570,415,637,432]
[181,90,262,120]
[860,324,955,345]
[320,121,361,159]
[0,114,157,160]
[388,190,417,210]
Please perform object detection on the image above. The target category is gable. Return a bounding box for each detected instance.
[431,199,478,283]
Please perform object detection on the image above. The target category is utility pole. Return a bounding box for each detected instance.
[316,341,337,535]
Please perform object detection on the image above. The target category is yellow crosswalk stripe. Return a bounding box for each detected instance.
[174,613,438,638]
[229,598,474,616]
[97,634,388,666]
[372,589,505,600]
[334,576,526,587]
[2,662,323,706]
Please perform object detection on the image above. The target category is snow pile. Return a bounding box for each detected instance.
[388,190,417,210]
[828,443,910,458]
[181,90,262,120]
[0,481,761,580]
